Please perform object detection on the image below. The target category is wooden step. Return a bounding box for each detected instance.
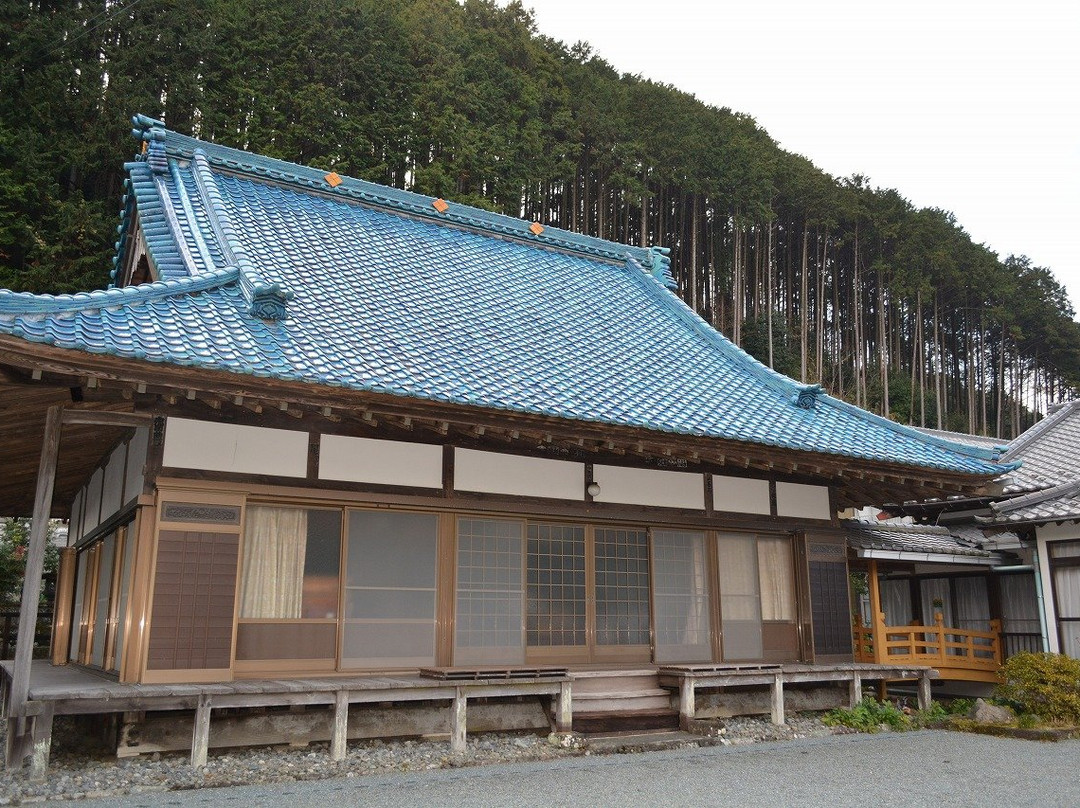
[574,709,680,734]
[569,670,661,696]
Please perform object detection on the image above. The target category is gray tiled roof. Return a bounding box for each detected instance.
[979,479,1080,525]
[1000,401,1080,492]
[845,519,1003,560]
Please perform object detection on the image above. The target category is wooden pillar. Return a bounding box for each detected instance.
[5,405,62,771]
[450,688,467,753]
[28,703,55,781]
[770,671,785,726]
[556,680,573,733]
[934,612,947,666]
[917,671,932,711]
[191,694,212,769]
[330,691,349,762]
[51,548,76,666]
[866,560,886,664]
[679,678,696,730]
[848,669,862,708]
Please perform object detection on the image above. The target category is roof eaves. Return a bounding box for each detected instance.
[1002,401,1080,461]
[0,267,241,319]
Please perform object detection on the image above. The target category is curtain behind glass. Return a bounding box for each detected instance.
[652,530,712,663]
[954,577,991,632]
[240,506,308,619]
[719,534,763,660]
[757,538,794,621]
[879,579,912,625]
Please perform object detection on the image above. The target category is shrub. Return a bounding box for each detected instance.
[997,652,1080,725]
[822,698,910,732]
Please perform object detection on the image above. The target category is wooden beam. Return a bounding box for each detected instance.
[61,410,153,429]
[6,405,62,770]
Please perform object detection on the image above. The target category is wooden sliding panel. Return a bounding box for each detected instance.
[143,490,245,683]
[51,547,76,665]
[341,510,439,669]
[525,523,587,664]
[145,530,239,677]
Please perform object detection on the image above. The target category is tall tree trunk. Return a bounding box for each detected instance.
[800,224,809,382]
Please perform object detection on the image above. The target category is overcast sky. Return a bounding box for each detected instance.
[514,0,1080,312]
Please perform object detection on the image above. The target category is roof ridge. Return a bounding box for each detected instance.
[137,117,658,270]
[0,268,241,316]
[189,149,293,320]
[991,477,1080,514]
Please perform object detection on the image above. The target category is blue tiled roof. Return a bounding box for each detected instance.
[0,115,1016,477]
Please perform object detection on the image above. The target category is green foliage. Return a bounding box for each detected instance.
[0,518,60,606]
[945,697,974,716]
[822,698,910,732]
[997,652,1080,725]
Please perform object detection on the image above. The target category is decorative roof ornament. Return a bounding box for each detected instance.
[131,114,168,174]
[647,246,677,289]
[794,384,823,410]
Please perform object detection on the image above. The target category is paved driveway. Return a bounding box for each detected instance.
[65,731,1077,808]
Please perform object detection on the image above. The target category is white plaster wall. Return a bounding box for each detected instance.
[775,482,832,520]
[83,468,104,534]
[123,426,149,503]
[712,476,771,515]
[455,449,583,500]
[591,465,704,510]
[319,435,443,489]
[100,444,125,522]
[163,417,308,477]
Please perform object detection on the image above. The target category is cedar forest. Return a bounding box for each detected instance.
[2,0,1078,440]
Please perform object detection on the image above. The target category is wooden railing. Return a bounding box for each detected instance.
[853,613,1002,673]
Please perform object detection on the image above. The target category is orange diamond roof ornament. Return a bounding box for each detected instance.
[324,172,343,188]
[432,198,449,213]
[529,222,544,236]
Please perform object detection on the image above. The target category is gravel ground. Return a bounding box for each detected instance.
[26,730,1080,808]
[0,713,840,804]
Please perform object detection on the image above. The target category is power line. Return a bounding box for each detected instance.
[41,0,155,58]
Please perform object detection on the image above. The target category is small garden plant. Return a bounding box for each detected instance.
[822,698,910,732]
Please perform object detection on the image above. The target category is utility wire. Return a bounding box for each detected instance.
[41,0,155,58]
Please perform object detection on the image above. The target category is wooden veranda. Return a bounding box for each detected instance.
[854,560,1003,683]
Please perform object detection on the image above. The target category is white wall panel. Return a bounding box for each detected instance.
[592,465,704,510]
[83,468,104,533]
[123,426,149,503]
[775,482,832,520]
[455,449,583,500]
[100,445,125,522]
[319,435,443,489]
[163,417,308,477]
[712,476,771,515]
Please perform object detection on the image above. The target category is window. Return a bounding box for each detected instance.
[526,523,586,648]
[594,528,650,646]
[652,530,711,662]
[455,518,524,665]
[235,507,341,663]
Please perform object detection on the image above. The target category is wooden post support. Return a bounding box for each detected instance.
[28,703,55,781]
[450,688,467,753]
[191,694,212,769]
[934,612,947,666]
[917,671,932,712]
[770,671,785,726]
[330,691,349,762]
[5,405,62,771]
[679,678,696,730]
[848,669,862,708]
[51,548,76,666]
[866,560,885,665]
[990,619,1003,665]
[556,680,572,733]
